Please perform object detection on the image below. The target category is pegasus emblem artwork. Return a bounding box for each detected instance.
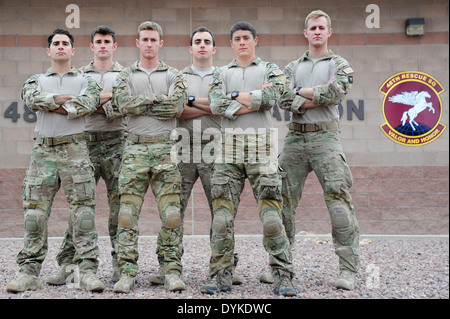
[389,91,435,131]
[379,71,446,146]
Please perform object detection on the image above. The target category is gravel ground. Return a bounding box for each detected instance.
[0,236,448,300]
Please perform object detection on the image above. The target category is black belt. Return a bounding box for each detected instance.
[128,133,170,144]
[36,133,85,147]
[289,121,339,133]
[86,130,123,142]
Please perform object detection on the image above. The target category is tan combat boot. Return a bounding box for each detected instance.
[164,273,186,292]
[79,272,105,292]
[149,267,165,285]
[259,267,274,284]
[46,264,70,285]
[231,267,244,285]
[113,275,136,293]
[6,273,42,293]
[335,269,356,290]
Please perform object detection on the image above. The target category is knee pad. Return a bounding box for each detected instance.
[261,209,283,238]
[329,201,353,243]
[118,194,142,229]
[212,208,232,236]
[75,208,95,232]
[118,206,135,229]
[158,194,180,213]
[164,206,181,229]
[24,209,45,235]
[329,201,350,228]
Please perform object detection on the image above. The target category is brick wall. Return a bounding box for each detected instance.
[0,0,448,237]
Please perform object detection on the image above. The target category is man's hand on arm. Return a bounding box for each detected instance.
[53,94,75,105]
[51,94,75,115]
[192,97,215,115]
[95,92,113,114]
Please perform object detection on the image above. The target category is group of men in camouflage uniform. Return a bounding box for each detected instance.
[6,9,360,297]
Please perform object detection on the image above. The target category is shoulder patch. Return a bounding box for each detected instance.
[342,67,354,75]
[271,68,284,76]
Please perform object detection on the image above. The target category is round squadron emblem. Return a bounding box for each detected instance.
[379,71,446,146]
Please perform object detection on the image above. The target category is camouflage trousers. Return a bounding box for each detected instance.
[17,137,99,276]
[116,136,182,277]
[54,131,125,267]
[278,128,360,273]
[209,134,294,277]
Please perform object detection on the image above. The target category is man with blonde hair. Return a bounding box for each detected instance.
[278,10,360,290]
[112,21,187,293]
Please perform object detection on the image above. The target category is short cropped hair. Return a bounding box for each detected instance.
[190,26,216,47]
[90,25,117,43]
[47,28,74,48]
[305,10,332,29]
[230,21,257,40]
[137,21,163,40]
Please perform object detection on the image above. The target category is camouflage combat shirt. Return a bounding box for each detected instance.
[112,60,187,136]
[209,57,285,132]
[79,61,127,132]
[279,50,354,124]
[22,67,101,137]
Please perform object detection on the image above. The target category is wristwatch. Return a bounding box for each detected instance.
[296,86,302,96]
[231,91,239,100]
[188,95,195,106]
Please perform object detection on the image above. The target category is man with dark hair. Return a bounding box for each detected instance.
[6,28,103,293]
[229,21,257,40]
[47,28,74,48]
[202,21,296,297]
[190,26,216,47]
[90,25,117,43]
[46,25,127,286]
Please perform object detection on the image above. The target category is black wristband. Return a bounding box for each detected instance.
[188,95,195,106]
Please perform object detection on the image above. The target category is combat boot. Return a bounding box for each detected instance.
[79,271,105,292]
[165,273,186,292]
[113,275,136,293]
[232,272,244,285]
[335,269,356,290]
[272,269,297,297]
[200,267,232,294]
[259,267,274,284]
[46,263,70,285]
[6,273,42,293]
[149,267,165,285]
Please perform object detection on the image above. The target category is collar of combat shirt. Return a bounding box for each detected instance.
[80,61,124,73]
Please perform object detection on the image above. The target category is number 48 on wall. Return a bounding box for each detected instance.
[4,102,37,123]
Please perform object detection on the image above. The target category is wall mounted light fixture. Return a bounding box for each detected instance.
[405,18,425,36]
